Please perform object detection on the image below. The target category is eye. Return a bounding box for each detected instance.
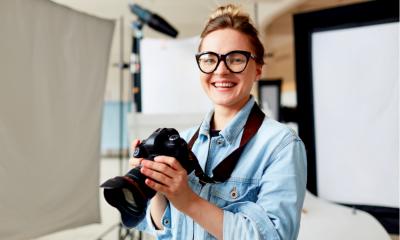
[204,58,216,64]
[233,58,246,63]
[227,56,246,65]
[199,54,217,65]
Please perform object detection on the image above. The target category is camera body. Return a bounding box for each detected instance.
[133,128,194,173]
[100,128,195,227]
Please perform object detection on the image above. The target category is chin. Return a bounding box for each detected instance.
[212,98,239,108]
[210,94,233,103]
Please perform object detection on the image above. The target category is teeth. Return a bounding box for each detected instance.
[214,82,234,88]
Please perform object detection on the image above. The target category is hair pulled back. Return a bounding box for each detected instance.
[199,4,265,65]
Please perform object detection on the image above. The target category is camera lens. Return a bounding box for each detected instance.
[100,128,193,228]
[122,188,138,208]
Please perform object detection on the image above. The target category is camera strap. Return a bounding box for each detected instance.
[188,103,265,185]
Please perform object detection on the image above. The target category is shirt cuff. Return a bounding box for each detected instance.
[144,201,172,236]
[223,202,281,240]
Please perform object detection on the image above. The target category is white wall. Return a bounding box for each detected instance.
[51,0,303,102]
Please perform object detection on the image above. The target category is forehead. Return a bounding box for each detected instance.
[200,28,253,53]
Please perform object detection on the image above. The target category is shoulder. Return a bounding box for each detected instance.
[249,117,305,162]
[179,126,200,142]
[258,117,300,143]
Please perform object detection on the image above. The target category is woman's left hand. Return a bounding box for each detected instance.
[140,156,197,212]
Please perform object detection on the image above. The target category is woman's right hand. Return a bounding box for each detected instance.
[129,139,143,168]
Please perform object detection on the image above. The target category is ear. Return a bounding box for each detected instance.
[254,64,263,82]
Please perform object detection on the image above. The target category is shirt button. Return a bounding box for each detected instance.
[230,187,238,199]
[216,139,224,145]
[163,218,170,225]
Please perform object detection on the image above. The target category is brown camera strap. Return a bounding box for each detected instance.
[187,103,265,184]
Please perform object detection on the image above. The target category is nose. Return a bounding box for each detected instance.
[214,59,230,74]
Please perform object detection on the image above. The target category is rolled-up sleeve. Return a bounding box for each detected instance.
[133,202,173,239]
[222,137,307,240]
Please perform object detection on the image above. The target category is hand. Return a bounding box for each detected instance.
[140,156,197,212]
[129,139,143,168]
[129,139,168,230]
[141,156,223,239]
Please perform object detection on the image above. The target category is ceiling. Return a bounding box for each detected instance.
[49,0,306,101]
[51,0,306,38]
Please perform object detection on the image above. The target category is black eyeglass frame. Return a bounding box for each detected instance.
[195,50,257,74]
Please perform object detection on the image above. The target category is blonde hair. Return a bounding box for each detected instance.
[199,4,265,65]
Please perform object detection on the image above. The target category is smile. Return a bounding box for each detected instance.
[212,82,236,88]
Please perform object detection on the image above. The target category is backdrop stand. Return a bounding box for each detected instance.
[96,16,139,240]
[98,4,178,239]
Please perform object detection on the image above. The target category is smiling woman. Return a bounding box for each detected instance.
[128,4,307,240]
[197,28,262,124]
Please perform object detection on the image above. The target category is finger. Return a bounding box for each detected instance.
[153,156,183,171]
[140,166,172,186]
[129,139,142,167]
[130,139,141,150]
[141,160,176,178]
[145,178,168,193]
[129,157,143,168]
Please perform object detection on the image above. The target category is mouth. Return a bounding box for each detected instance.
[212,81,237,88]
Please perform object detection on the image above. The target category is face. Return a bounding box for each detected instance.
[198,28,262,112]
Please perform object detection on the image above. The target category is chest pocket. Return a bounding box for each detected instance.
[210,180,259,209]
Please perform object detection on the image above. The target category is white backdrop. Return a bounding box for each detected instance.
[0,0,114,239]
[141,36,212,114]
[312,22,399,208]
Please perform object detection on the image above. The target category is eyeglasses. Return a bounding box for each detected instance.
[195,50,257,74]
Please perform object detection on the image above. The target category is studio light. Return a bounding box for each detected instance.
[129,4,178,38]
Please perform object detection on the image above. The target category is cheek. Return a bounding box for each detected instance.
[242,79,255,92]
[239,73,255,88]
[200,74,210,87]
[244,65,260,83]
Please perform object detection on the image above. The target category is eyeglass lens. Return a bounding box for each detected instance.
[197,52,249,73]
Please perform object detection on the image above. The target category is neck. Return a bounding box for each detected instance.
[212,97,250,130]
[212,107,237,130]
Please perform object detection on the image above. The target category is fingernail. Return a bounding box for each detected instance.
[145,179,152,185]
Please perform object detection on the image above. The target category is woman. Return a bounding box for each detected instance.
[129,4,307,240]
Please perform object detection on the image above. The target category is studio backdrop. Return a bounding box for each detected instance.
[294,0,399,233]
[141,36,211,114]
[0,0,114,239]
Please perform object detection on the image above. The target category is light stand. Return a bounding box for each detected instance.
[128,4,178,112]
[130,21,143,112]
[98,4,178,240]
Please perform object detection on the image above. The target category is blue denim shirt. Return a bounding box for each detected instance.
[134,97,307,240]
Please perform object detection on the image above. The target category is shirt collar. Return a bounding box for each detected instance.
[199,96,256,145]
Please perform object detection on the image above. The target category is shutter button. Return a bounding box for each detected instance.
[230,187,238,199]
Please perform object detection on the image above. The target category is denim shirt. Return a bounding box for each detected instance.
[134,97,307,240]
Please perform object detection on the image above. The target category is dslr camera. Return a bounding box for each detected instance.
[100,128,195,227]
